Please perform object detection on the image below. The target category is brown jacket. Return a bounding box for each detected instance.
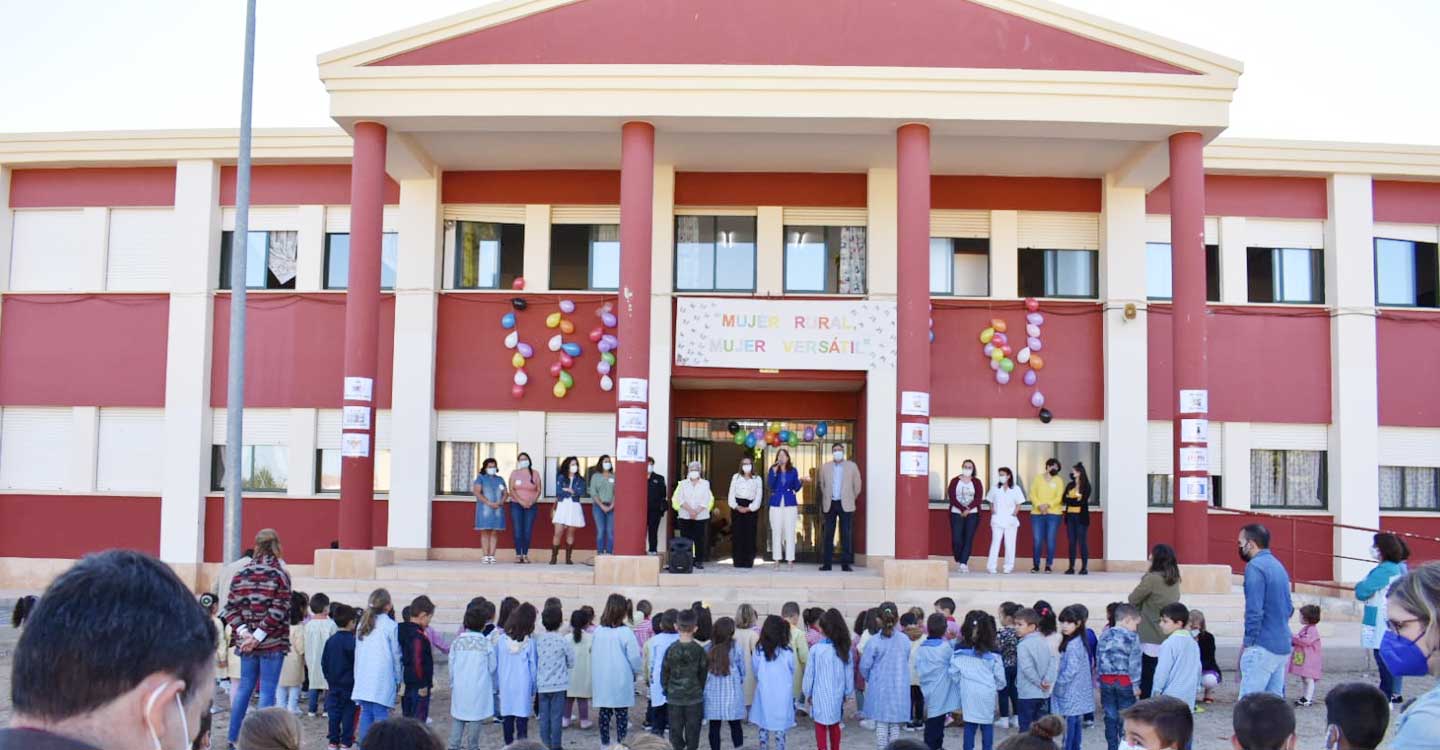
[817,459,862,513]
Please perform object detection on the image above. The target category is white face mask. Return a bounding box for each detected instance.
[647,465,654,476]
[485,466,497,475]
[960,467,972,477]
[833,451,844,462]
[518,459,530,469]
[145,682,190,750]
[602,461,612,471]
[1371,546,1382,561]
[999,474,1009,484]
[688,470,700,480]
[568,464,578,475]
[741,464,752,474]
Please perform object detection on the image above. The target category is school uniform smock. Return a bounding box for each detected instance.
[948,648,1007,725]
[1052,642,1095,717]
[590,625,642,708]
[449,630,499,721]
[497,634,539,717]
[734,625,760,705]
[858,631,913,723]
[649,632,680,706]
[749,647,798,731]
[803,639,854,726]
[554,474,588,528]
[915,638,962,718]
[705,643,748,721]
[352,613,403,707]
[567,630,593,698]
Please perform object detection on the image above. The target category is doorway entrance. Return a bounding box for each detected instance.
[676,418,856,563]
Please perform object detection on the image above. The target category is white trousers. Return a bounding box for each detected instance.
[987,522,1018,573]
[769,505,798,562]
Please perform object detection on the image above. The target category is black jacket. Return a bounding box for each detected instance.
[1062,479,1091,525]
[321,630,357,696]
[398,621,434,688]
[647,472,669,513]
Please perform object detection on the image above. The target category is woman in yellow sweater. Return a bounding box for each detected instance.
[1029,459,1065,573]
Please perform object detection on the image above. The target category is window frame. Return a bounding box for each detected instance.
[1017,248,1099,300]
[1015,440,1102,507]
[1246,246,1325,304]
[929,237,990,297]
[926,444,990,504]
[209,444,289,493]
[449,221,526,291]
[1145,242,1221,302]
[782,225,868,295]
[1379,466,1440,511]
[324,232,399,290]
[1374,237,1439,309]
[549,224,620,292]
[1250,448,1329,509]
[1146,474,1223,508]
[435,441,521,496]
[316,448,392,494]
[674,215,758,293]
[219,230,299,290]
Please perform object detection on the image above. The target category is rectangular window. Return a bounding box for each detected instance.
[324,232,399,290]
[675,216,757,292]
[1250,449,1327,508]
[926,444,989,502]
[1016,441,1101,505]
[1017,249,1098,299]
[316,449,392,493]
[1375,238,1439,308]
[929,238,990,296]
[1380,466,1440,511]
[435,441,520,495]
[783,226,867,294]
[452,221,526,290]
[1247,247,1324,304]
[1145,243,1221,302]
[219,231,299,290]
[551,224,620,291]
[1147,474,1223,508]
[210,445,288,492]
[543,456,604,497]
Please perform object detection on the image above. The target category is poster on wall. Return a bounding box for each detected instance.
[900,391,930,416]
[616,437,647,463]
[343,376,373,402]
[342,406,372,431]
[1179,389,1209,414]
[340,433,370,458]
[618,407,648,433]
[674,298,898,371]
[1178,476,1210,503]
[899,422,930,448]
[1179,418,1209,444]
[1179,447,1209,472]
[618,377,648,403]
[899,450,929,477]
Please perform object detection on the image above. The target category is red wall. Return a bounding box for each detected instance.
[1146,175,1327,219]
[1147,305,1331,423]
[0,294,169,406]
[1379,516,1440,566]
[432,500,599,551]
[9,167,176,208]
[932,176,1101,212]
[1377,311,1440,427]
[202,497,388,565]
[220,165,399,206]
[926,507,1104,563]
[930,300,1104,420]
[675,173,868,208]
[1157,512,1335,583]
[1373,181,1440,225]
[435,293,618,411]
[211,294,395,408]
[0,495,159,557]
[441,171,620,205]
[671,387,862,419]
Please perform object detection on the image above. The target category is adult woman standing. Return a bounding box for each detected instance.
[765,449,802,569]
[551,456,587,565]
[509,452,541,564]
[1029,458,1065,573]
[220,528,293,749]
[1382,563,1440,749]
[1061,462,1092,576]
[673,460,715,570]
[590,594,642,748]
[473,457,508,565]
[1357,531,1410,703]
[946,458,984,573]
[985,467,1025,575]
[727,456,764,569]
[1128,543,1181,698]
[590,455,617,556]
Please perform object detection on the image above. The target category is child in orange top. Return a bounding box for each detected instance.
[1288,604,1323,707]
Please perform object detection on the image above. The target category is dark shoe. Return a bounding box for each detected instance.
[842,564,853,572]
[1045,566,1053,573]
[1294,698,1313,707]
[694,562,704,570]
[1079,568,1089,575]
[565,544,574,565]
[1030,567,1040,574]
[1064,568,1075,575]
[819,565,832,572]
[549,545,559,565]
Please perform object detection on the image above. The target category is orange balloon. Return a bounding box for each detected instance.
[559,319,575,334]
[1029,354,1045,371]
[991,318,1008,333]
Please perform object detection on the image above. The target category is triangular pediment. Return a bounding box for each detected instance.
[322,0,1239,77]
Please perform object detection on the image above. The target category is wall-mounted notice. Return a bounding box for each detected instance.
[1179,389,1209,414]
[899,422,930,448]
[1178,477,1210,503]
[1179,447,1209,472]
[340,433,370,458]
[900,391,930,416]
[616,437,647,463]
[618,407,648,433]
[343,376,373,402]
[899,450,929,477]
[1179,418,1209,444]
[342,406,372,431]
[618,377,648,403]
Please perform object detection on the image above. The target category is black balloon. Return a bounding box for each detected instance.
[511,297,528,311]
[1038,408,1053,424]
[728,421,741,434]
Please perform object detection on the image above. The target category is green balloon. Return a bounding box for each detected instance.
[601,351,617,366]
[787,433,799,447]
[558,371,574,388]
[1000,358,1015,373]
[733,431,747,445]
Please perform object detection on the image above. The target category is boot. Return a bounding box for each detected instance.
[549,545,560,565]
[565,544,574,565]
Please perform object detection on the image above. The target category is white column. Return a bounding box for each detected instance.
[388,175,443,550]
[1218,216,1248,305]
[865,168,899,558]
[523,205,552,292]
[990,210,1019,299]
[0,165,13,292]
[756,206,784,295]
[67,406,99,492]
[1326,173,1380,583]
[1222,422,1252,510]
[160,160,220,565]
[288,408,319,498]
[296,205,327,291]
[989,418,1019,487]
[648,166,676,485]
[1100,176,1150,561]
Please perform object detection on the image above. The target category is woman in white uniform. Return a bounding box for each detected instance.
[986,466,1025,575]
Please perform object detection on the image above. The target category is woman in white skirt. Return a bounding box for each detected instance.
[550,455,587,565]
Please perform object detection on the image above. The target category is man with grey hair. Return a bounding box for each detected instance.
[671,460,715,570]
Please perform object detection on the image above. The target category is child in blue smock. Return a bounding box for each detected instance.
[915,614,962,750]
[705,617,748,750]
[950,611,1008,750]
[590,594,642,748]
[498,603,539,745]
[803,609,855,750]
[449,603,499,750]
[750,615,797,750]
[859,604,913,750]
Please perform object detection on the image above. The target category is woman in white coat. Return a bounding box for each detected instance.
[986,466,1026,575]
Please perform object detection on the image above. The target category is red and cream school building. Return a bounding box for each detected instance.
[1,0,1438,589]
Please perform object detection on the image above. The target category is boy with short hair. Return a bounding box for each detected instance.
[398,595,437,721]
[914,613,961,750]
[304,592,338,717]
[1014,607,1058,732]
[1121,695,1193,750]
[1151,603,1200,709]
[321,604,359,750]
[450,602,499,750]
[1097,603,1144,750]
[1324,683,1388,750]
[781,601,810,712]
[661,610,708,750]
[934,597,961,641]
[1231,692,1296,750]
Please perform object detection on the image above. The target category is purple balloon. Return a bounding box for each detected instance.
[559,299,576,313]
[983,343,996,357]
[598,339,613,353]
[601,312,618,328]
[1027,337,1043,352]
[803,427,815,441]
[1026,312,1044,326]
[597,361,612,375]
[995,369,1010,385]
[601,334,619,349]
[1023,370,1037,386]
[1031,391,1046,408]
[516,343,534,358]
[992,332,1008,346]
[990,358,1001,371]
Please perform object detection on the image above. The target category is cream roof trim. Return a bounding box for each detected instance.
[1205,138,1440,179]
[0,128,351,166]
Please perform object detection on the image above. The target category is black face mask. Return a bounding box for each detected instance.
[1048,467,1059,476]
[1237,544,1253,563]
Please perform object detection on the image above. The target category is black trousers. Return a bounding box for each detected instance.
[821,506,853,566]
[648,506,667,553]
[949,511,980,565]
[1065,515,1090,570]
[1140,654,1159,699]
[669,702,703,750]
[731,506,758,567]
[709,720,744,750]
[678,518,708,564]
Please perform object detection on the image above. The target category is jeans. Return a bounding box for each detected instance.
[950,511,980,565]
[669,702,703,750]
[599,707,630,746]
[227,652,285,743]
[1100,683,1137,750]
[326,691,357,747]
[715,719,746,750]
[402,689,430,721]
[503,716,530,744]
[998,666,1019,718]
[308,688,323,715]
[1016,698,1047,732]
[648,505,667,553]
[278,685,301,713]
[923,714,946,750]
[963,722,994,750]
[1064,515,1089,570]
[1378,648,1405,699]
[449,719,485,750]
[1239,645,1290,698]
[593,505,616,555]
[511,503,538,556]
[1031,514,1060,569]
[1063,715,1083,750]
[357,700,392,743]
[538,691,566,750]
[822,506,853,567]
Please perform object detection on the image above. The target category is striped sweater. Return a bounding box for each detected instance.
[218,554,292,654]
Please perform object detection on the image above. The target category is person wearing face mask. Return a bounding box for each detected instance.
[766,448,802,569]
[672,461,715,570]
[473,457,509,565]
[945,459,984,573]
[647,457,670,556]
[1382,563,1440,749]
[590,455,618,557]
[1355,532,1410,704]
[220,529,292,747]
[1061,463,1091,576]
[1236,524,1294,698]
[1028,459,1065,574]
[816,443,861,572]
[985,467,1025,575]
[1,549,217,750]
[551,456,588,565]
[727,456,764,569]
[509,452,542,564]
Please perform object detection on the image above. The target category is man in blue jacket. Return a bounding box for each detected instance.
[1237,524,1294,697]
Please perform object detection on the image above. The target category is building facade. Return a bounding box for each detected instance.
[1,0,1439,585]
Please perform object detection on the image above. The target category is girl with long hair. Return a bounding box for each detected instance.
[1357,531,1410,702]
[566,607,595,729]
[1061,462,1091,575]
[705,617,747,750]
[858,603,910,749]
[352,588,402,739]
[590,454,618,556]
[750,615,797,750]
[509,451,542,563]
[1052,606,1094,750]
[947,458,985,573]
[551,456,587,564]
[734,603,761,707]
[473,456,508,565]
[591,594,642,747]
[805,609,855,750]
[497,603,539,744]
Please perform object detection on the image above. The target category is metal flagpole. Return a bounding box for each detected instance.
[224,0,257,564]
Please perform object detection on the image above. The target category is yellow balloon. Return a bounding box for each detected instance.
[545,312,562,329]
[559,319,575,334]
[979,327,995,344]
[990,347,1005,361]
[553,381,569,397]
[511,352,526,368]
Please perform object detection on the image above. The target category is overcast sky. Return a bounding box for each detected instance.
[1,0,1436,145]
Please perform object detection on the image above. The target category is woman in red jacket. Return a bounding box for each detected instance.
[946,459,984,573]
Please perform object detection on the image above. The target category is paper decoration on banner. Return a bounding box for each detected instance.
[618,407,648,433]
[341,406,372,431]
[899,422,930,448]
[1178,477,1211,503]
[343,377,373,402]
[1180,418,1209,444]
[616,437,647,463]
[899,450,929,477]
[900,391,930,417]
[974,297,1052,419]
[340,433,370,458]
[1179,389,1209,414]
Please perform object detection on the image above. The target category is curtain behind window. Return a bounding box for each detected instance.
[267,231,299,285]
[838,226,867,294]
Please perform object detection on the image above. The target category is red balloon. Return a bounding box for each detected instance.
[1001,345,1013,357]
[559,353,574,369]
[512,277,527,290]
[992,332,1008,346]
[549,362,563,377]
[511,385,525,398]
[1025,297,1040,312]
[589,327,605,342]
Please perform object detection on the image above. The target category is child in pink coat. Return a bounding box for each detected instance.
[1288,604,1323,707]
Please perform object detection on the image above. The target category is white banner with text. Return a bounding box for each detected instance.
[674,298,898,371]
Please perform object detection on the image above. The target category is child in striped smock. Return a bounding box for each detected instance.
[804,609,855,750]
[859,603,912,750]
[705,618,748,750]
[749,616,797,750]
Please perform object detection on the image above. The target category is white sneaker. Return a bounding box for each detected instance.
[959,564,969,573]
[859,719,876,731]
[986,568,997,575]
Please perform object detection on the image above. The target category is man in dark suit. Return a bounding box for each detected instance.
[646,456,669,554]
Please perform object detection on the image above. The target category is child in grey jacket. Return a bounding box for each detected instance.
[1014,607,1058,733]
[1151,603,1200,710]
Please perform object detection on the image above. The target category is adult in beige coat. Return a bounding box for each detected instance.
[816,443,861,572]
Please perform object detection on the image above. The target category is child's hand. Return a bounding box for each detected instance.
[1041,681,1051,691]
[419,688,430,697]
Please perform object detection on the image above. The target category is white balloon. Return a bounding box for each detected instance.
[513,370,528,386]
[504,331,519,349]
[547,334,563,352]
[600,375,614,392]
[1017,347,1031,364]
[1026,324,1040,338]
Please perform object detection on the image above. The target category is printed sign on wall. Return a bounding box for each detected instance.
[675,298,898,371]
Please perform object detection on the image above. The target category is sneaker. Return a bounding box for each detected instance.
[1031,567,1040,574]
[859,719,876,731]
[958,564,969,574]
[1194,705,1207,714]
[1083,720,1095,728]
[1294,698,1313,708]
[563,718,571,729]
[581,720,593,730]
[329,745,341,750]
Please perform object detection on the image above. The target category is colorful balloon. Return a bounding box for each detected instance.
[996,370,1010,385]
[601,351,616,366]
[1038,407,1053,424]
[549,362,563,377]
[559,299,576,314]
[1017,347,1031,364]
[1000,345,1013,357]
[1023,370,1037,386]
[514,370,528,386]
[990,347,1005,361]
[929,330,935,343]
[558,371,574,389]
[511,352,525,369]
[1027,337,1043,352]
[788,433,800,447]
[561,342,581,357]
[816,422,828,437]
[517,343,534,358]
[597,361,611,375]
[1029,354,1045,370]
[513,277,527,290]
[601,312,617,328]
[734,431,747,445]
[779,430,791,443]
[504,331,519,349]
[559,353,574,369]
[979,327,995,344]
[990,358,1001,371]
[599,375,614,392]
[598,339,613,353]
[744,433,757,448]
[545,312,562,329]
[803,427,816,441]
[511,297,528,311]
[547,334,562,352]
[992,332,1007,346]
[553,382,568,398]
[991,318,1007,333]
[1000,358,1015,373]
[501,312,516,329]
[1026,324,1040,338]
[1031,391,1046,408]
[983,343,996,358]
[601,334,619,350]
[1026,312,1044,326]
[511,384,525,398]
[589,327,605,342]
[1025,297,1040,312]
[559,319,575,335]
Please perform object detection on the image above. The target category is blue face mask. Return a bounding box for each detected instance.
[1380,628,1432,677]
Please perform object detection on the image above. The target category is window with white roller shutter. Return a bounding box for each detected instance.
[0,407,73,490]
[1378,427,1440,511]
[96,408,164,492]
[544,413,617,496]
[316,409,392,493]
[10,210,90,291]
[1016,212,1100,299]
[435,411,520,495]
[210,408,290,492]
[106,209,175,291]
